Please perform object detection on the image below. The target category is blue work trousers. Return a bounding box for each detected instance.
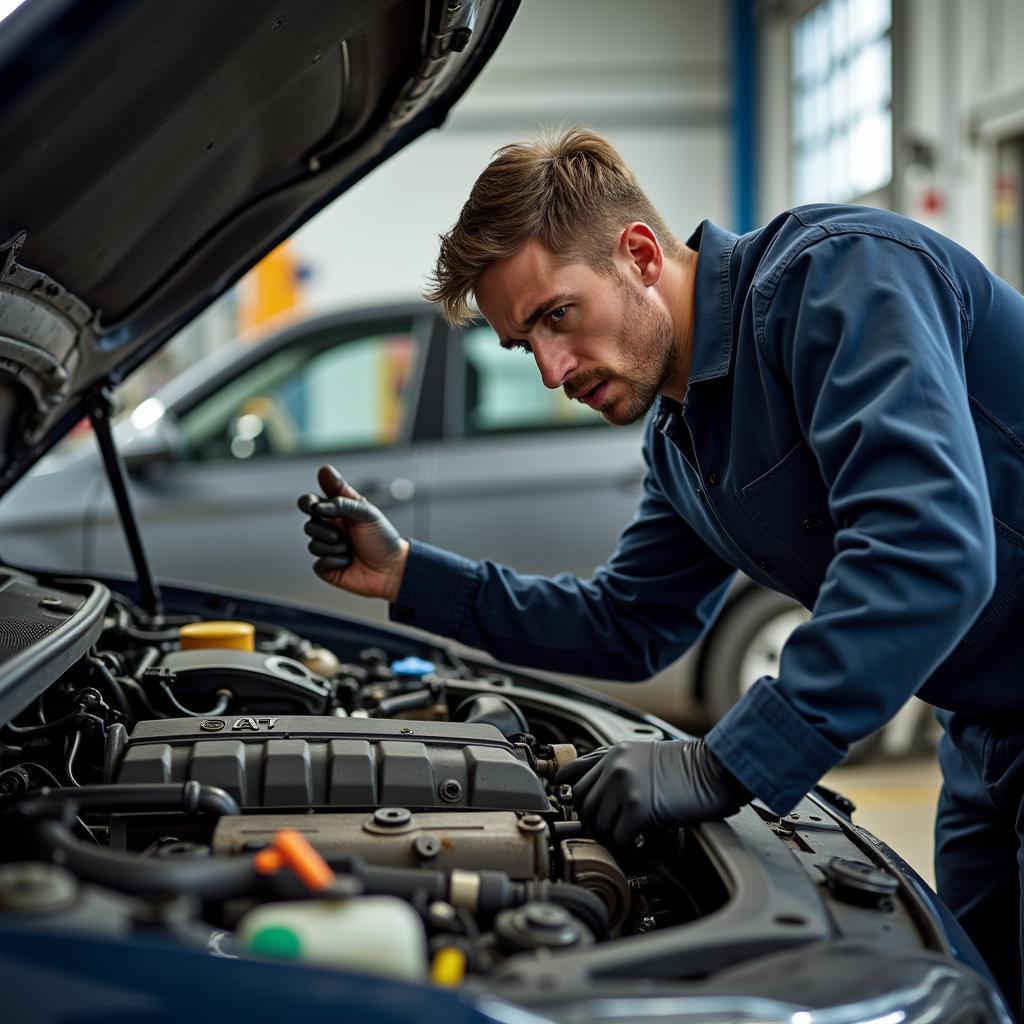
[935,709,1024,1020]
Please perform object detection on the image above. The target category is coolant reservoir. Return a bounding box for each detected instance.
[179,621,255,652]
[238,896,427,979]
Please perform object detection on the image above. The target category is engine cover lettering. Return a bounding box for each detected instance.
[199,717,279,732]
[231,717,278,731]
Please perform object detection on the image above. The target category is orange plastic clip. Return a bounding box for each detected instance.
[252,828,335,892]
[253,848,285,875]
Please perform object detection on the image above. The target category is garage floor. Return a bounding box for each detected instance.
[823,756,943,888]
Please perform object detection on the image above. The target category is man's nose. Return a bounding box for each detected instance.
[533,340,577,390]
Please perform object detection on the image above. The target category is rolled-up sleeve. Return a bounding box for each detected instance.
[391,440,736,681]
[707,233,996,813]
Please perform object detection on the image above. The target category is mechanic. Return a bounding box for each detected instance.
[298,128,1024,1017]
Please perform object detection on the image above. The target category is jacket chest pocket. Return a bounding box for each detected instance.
[738,441,836,587]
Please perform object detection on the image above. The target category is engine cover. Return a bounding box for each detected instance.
[212,810,550,879]
[111,716,549,811]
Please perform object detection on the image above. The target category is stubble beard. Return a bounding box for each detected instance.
[596,275,678,426]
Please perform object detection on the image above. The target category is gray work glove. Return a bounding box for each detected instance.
[555,737,751,848]
[297,465,408,601]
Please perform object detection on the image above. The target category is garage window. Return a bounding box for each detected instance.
[791,0,892,204]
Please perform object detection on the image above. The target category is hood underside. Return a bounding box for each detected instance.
[0,0,515,493]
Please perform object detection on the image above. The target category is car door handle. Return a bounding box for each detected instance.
[354,478,416,505]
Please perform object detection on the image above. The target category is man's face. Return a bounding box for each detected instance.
[474,238,678,426]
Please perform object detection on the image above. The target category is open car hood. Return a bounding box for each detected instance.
[0,0,517,496]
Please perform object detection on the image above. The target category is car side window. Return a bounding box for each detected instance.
[461,325,604,435]
[179,328,418,460]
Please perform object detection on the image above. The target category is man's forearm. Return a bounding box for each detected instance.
[388,539,732,682]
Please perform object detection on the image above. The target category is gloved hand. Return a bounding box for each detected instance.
[297,465,409,601]
[555,738,751,848]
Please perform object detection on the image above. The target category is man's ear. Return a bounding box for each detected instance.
[616,222,664,287]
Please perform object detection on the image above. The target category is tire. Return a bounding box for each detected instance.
[702,587,810,724]
[701,585,882,764]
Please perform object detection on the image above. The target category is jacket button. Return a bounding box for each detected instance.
[756,559,771,572]
[801,516,824,533]
[707,472,720,485]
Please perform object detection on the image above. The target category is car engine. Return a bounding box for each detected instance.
[0,570,964,1010]
[0,573,694,985]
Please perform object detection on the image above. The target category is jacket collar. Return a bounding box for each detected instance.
[685,219,740,384]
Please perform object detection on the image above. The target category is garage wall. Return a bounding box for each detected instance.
[293,0,732,312]
[756,0,1024,279]
[900,0,1024,277]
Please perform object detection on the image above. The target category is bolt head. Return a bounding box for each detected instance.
[517,813,546,832]
[414,834,441,859]
[373,807,412,828]
[524,904,567,929]
[438,779,463,803]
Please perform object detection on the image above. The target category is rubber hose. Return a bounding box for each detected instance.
[321,857,509,915]
[39,781,240,817]
[533,882,610,939]
[1,711,78,737]
[30,817,259,899]
[86,658,132,718]
[354,862,447,904]
[373,689,434,717]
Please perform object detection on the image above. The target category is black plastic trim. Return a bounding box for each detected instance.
[494,805,831,989]
[0,575,108,726]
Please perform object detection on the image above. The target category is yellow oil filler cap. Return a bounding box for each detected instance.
[179,621,255,652]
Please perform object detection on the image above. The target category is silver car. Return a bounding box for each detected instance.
[0,301,930,750]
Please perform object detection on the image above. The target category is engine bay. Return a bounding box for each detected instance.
[0,569,945,1000]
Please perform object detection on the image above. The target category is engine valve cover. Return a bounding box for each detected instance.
[113,717,549,810]
[213,810,550,879]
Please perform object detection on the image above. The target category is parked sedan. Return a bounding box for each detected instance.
[2,301,933,748]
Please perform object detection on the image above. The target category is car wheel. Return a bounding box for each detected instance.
[701,586,884,764]
[702,588,810,724]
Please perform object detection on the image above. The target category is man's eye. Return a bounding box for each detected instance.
[549,306,568,323]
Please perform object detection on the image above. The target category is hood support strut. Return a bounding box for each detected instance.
[88,388,163,619]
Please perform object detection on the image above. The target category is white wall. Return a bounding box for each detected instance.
[757,0,1024,275]
[293,0,732,313]
[900,0,1024,271]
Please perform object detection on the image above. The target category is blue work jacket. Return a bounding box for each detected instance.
[392,205,1024,813]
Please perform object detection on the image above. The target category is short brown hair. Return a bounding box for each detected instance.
[425,126,684,324]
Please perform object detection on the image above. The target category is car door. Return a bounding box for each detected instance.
[420,320,646,576]
[86,310,434,619]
